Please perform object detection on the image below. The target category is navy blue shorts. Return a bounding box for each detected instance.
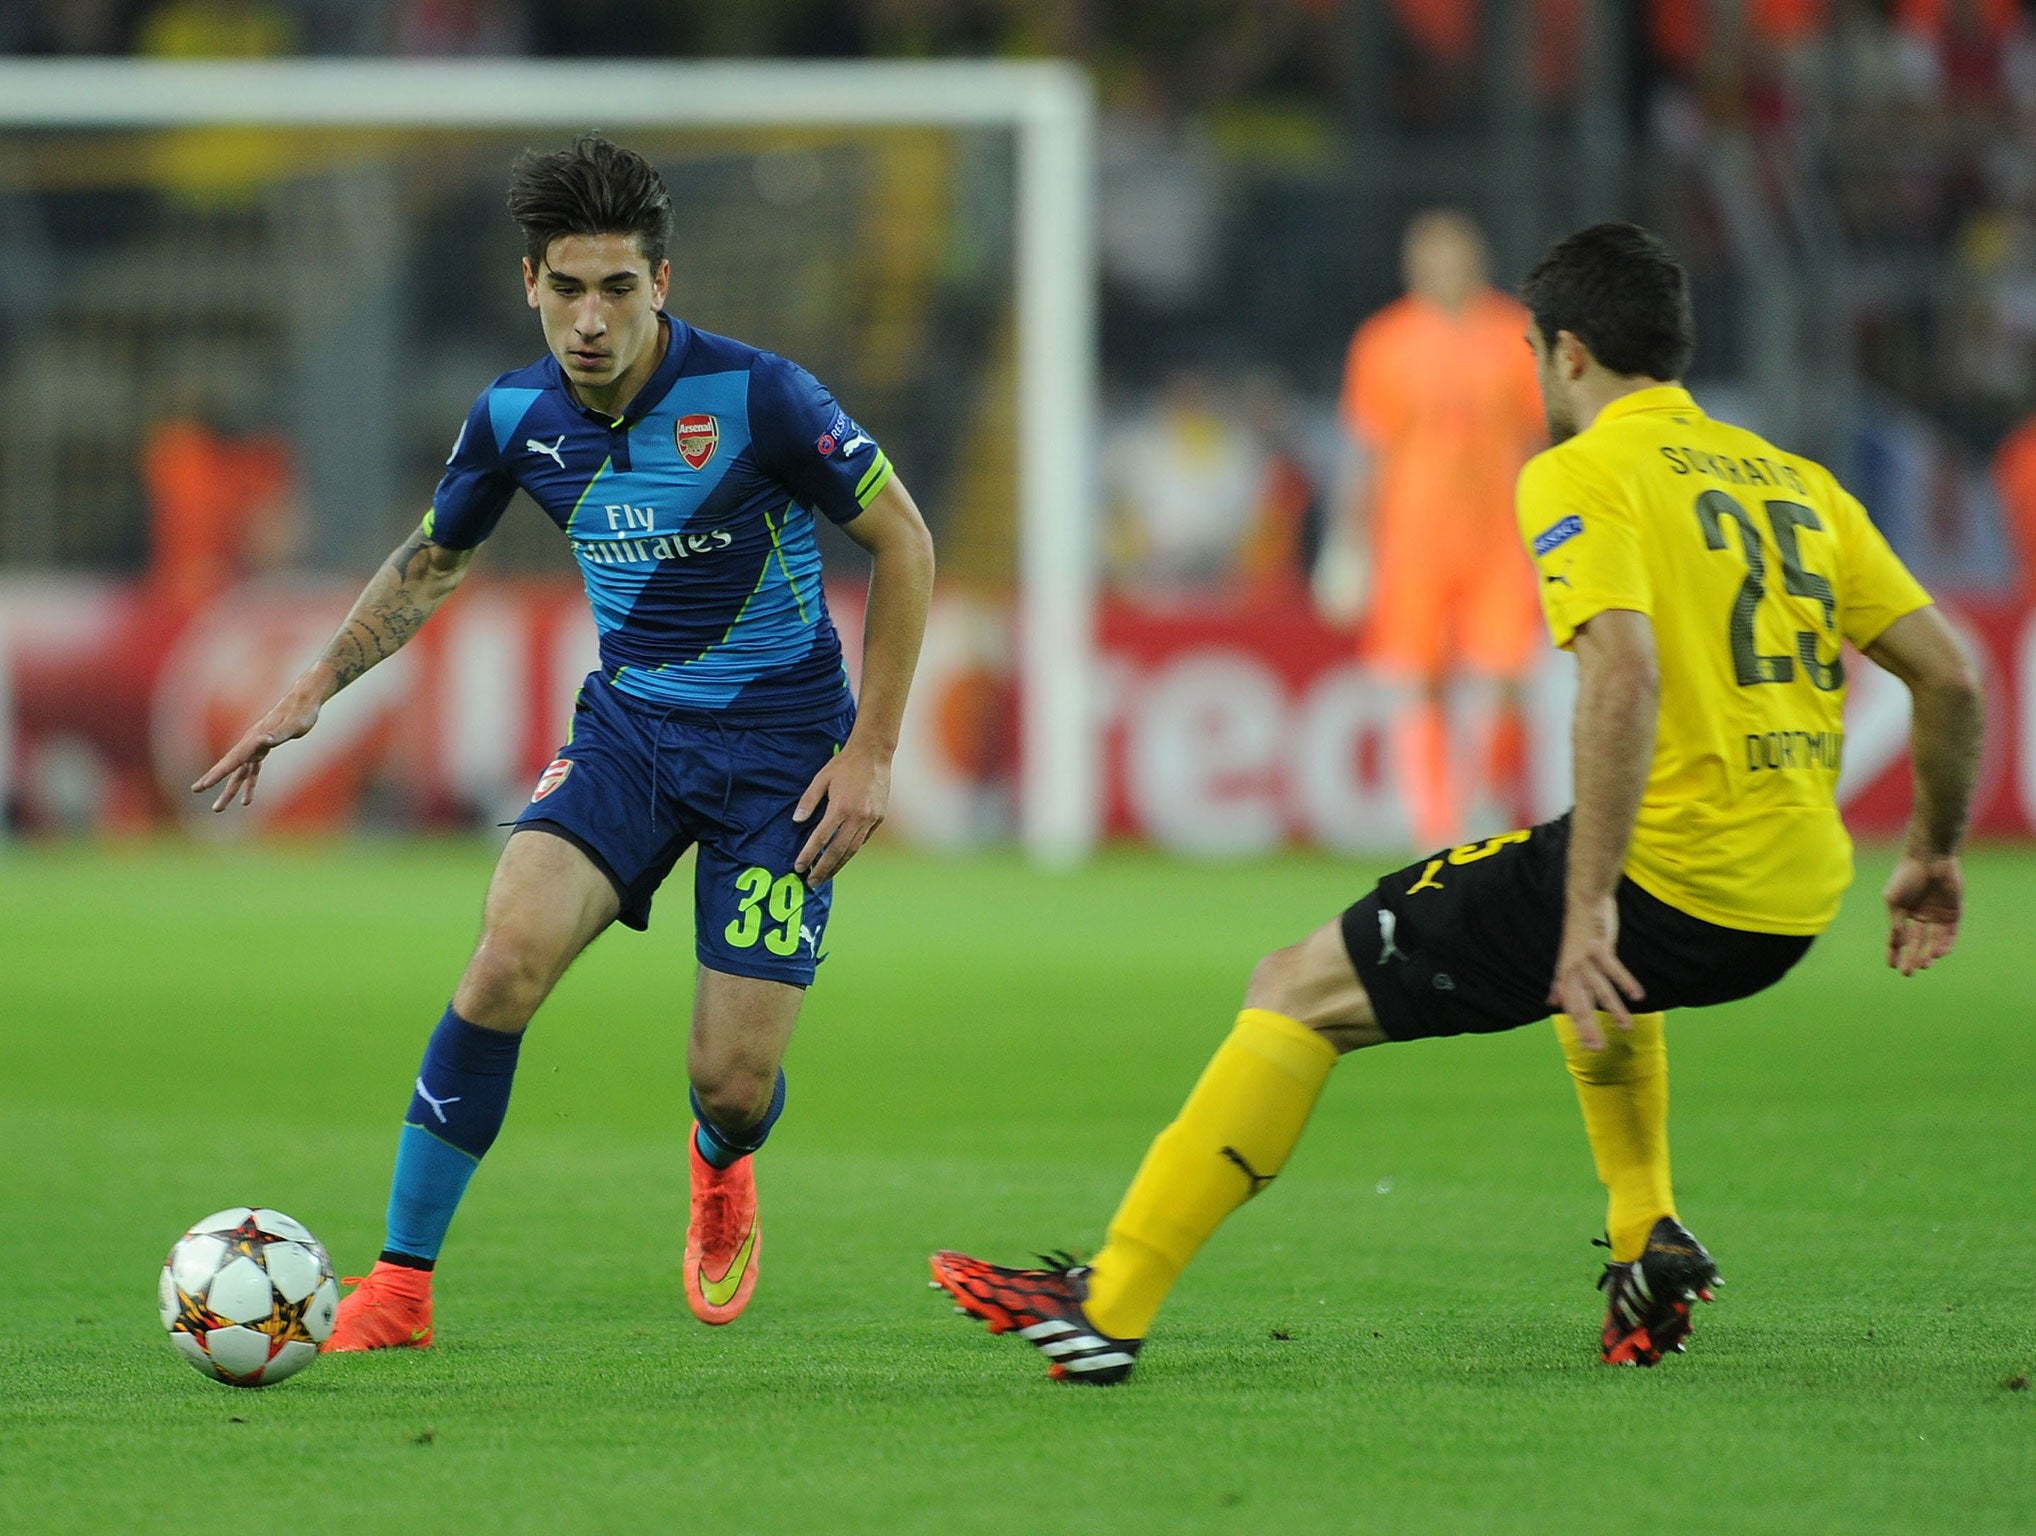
[512,672,855,987]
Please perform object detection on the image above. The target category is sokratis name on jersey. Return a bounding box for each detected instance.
[573,510,735,567]
[1658,445,1811,496]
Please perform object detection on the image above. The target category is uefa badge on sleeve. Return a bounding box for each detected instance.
[676,414,719,470]
[532,758,573,803]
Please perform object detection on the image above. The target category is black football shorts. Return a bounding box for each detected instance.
[1339,814,1815,1042]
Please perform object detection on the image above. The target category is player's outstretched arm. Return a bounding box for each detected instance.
[1864,606,1983,975]
[191,526,476,813]
[793,476,935,884]
[1550,607,1659,1045]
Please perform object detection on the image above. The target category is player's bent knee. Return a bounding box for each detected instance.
[453,932,561,1029]
[1243,924,1386,1052]
[1245,946,1308,1015]
[691,1072,776,1135]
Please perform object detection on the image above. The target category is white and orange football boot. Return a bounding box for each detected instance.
[321,1260,434,1352]
[684,1128,762,1325]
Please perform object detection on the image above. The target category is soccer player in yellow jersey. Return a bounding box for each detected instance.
[930,223,1983,1382]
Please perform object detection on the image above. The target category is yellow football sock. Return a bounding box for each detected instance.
[1084,1008,1337,1341]
[1554,1010,1673,1263]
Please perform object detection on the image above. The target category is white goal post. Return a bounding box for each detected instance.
[0,57,1100,865]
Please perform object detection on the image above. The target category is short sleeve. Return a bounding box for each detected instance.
[748,355,892,525]
[1832,486,1932,649]
[425,391,518,550]
[1516,450,1651,650]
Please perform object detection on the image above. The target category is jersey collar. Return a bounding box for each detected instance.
[552,313,693,429]
[1590,383,1699,429]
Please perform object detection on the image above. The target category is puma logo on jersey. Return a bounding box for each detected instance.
[840,429,874,458]
[526,435,566,468]
[1377,908,1409,964]
[413,1078,462,1123]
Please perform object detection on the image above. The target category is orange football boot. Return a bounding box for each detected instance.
[684,1128,761,1325]
[321,1260,434,1352]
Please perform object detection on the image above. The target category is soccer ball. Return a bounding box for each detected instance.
[159,1207,339,1387]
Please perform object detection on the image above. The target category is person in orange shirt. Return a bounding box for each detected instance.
[142,414,304,613]
[1334,209,1546,847]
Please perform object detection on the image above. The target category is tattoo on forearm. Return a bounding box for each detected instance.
[323,537,448,690]
[327,621,376,689]
[371,593,429,651]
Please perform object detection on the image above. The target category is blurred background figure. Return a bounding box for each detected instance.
[8,407,304,832]
[5,0,2036,853]
[1324,209,1543,848]
[1103,366,1330,604]
[133,0,296,57]
[1994,406,2036,594]
[1103,368,1271,597]
[1234,369,1331,609]
[141,409,305,614]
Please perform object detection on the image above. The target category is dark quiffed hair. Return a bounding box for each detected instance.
[1520,222,1695,381]
[506,133,673,271]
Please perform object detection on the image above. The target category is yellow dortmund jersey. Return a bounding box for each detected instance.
[1516,385,1932,935]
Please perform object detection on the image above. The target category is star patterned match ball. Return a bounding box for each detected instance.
[159,1207,339,1387]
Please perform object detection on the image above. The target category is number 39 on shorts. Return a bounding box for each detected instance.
[725,866,805,956]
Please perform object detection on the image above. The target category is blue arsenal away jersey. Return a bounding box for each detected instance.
[425,316,892,723]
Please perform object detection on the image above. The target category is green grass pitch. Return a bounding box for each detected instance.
[2,837,2031,1533]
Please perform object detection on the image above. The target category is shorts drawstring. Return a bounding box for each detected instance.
[648,706,737,831]
[707,715,736,821]
[649,704,681,833]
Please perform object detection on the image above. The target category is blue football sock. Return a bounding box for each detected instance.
[383,1006,523,1265]
[692,1069,786,1170]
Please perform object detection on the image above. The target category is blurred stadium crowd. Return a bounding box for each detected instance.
[4,1,2035,598]
[5,2,2036,846]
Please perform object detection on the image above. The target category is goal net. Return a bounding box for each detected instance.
[0,60,1095,860]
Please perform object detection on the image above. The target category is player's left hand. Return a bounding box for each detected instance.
[792,739,891,885]
[1547,895,1645,1048]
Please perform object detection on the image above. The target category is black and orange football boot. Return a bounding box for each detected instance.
[929,1250,1141,1385]
[1598,1217,1720,1366]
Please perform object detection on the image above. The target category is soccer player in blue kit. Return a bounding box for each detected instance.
[195,136,935,1347]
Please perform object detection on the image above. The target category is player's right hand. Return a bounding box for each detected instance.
[1547,894,1645,1047]
[1882,852,1962,976]
[191,686,324,812]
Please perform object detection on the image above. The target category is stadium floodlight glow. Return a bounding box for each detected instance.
[0,58,1099,866]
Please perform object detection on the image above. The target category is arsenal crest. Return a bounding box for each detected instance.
[531,758,573,802]
[676,413,720,470]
